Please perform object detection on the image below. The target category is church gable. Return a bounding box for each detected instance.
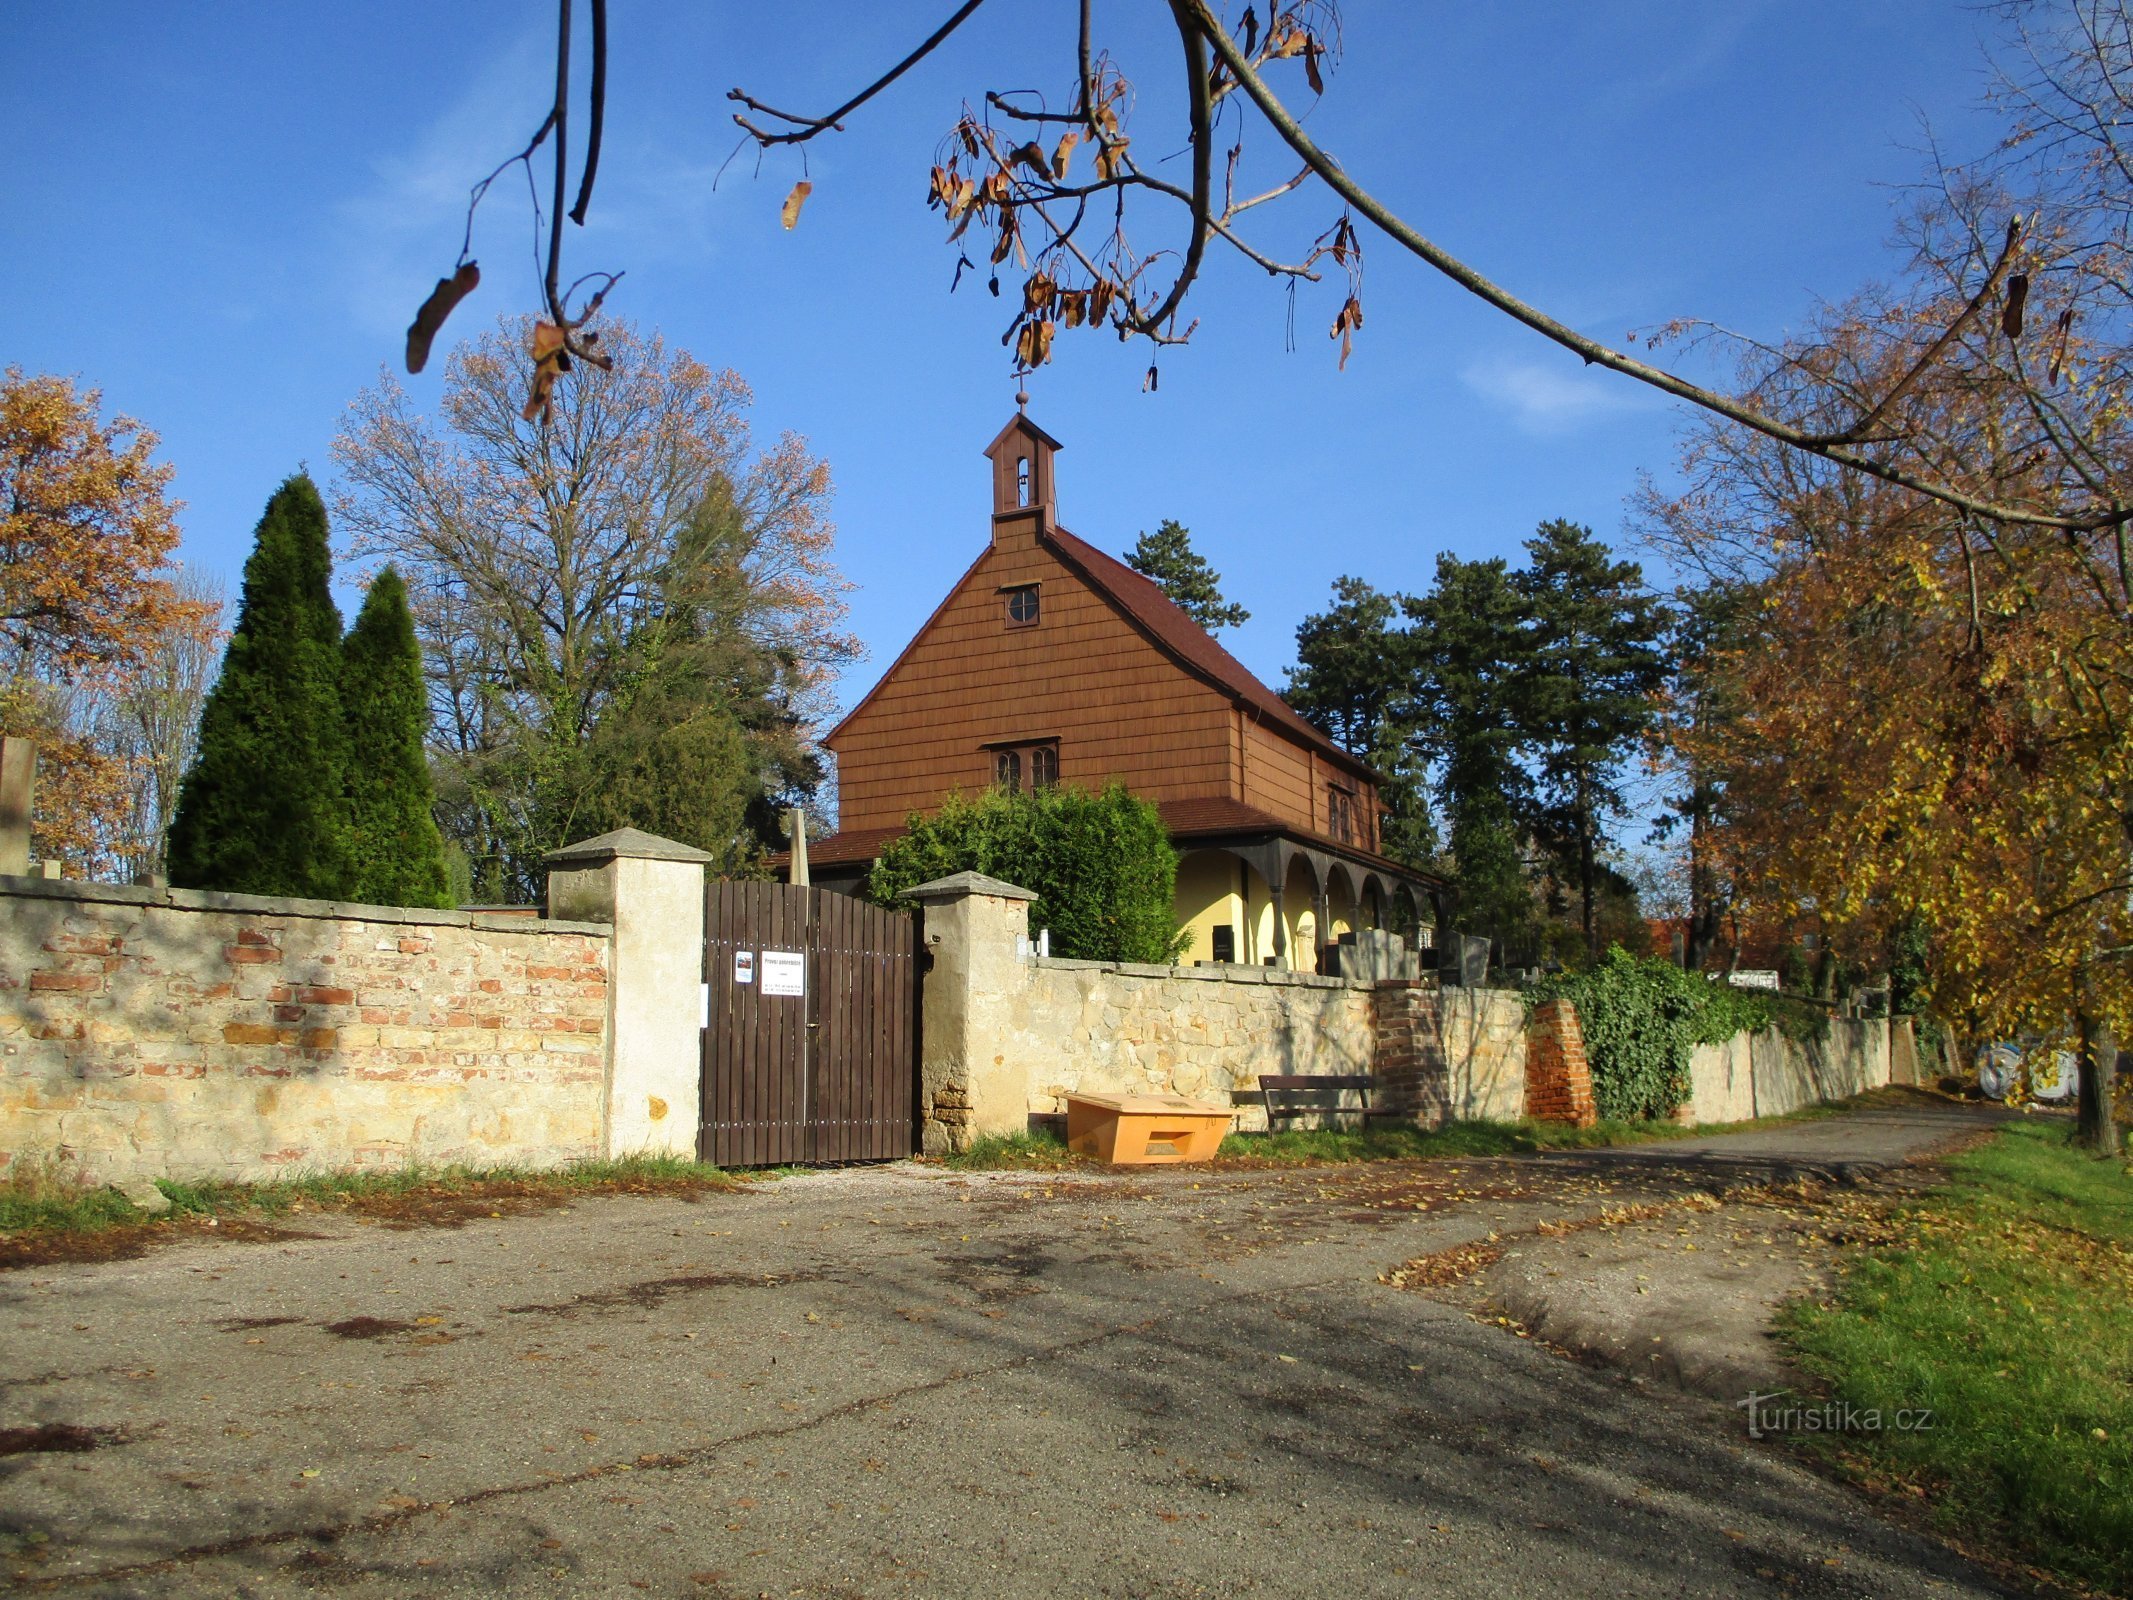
[828,521,1235,835]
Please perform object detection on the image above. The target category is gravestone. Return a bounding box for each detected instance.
[1442,932,1491,988]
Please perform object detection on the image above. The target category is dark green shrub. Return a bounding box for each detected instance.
[1528,946,1772,1120]
[167,474,351,899]
[341,568,452,908]
[866,783,1187,964]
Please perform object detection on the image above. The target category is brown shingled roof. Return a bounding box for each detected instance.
[791,824,906,869]
[1040,526,1372,778]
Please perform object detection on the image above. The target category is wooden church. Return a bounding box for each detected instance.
[803,413,1441,972]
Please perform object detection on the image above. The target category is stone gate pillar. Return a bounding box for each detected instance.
[545,828,711,1160]
[900,871,1035,1155]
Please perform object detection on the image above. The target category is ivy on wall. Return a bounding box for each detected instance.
[1527,948,1772,1121]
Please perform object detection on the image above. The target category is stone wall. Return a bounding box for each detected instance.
[1682,1017,1891,1124]
[1684,1033,1756,1124]
[1012,957,1375,1133]
[1435,986,1528,1122]
[1747,1018,1890,1117]
[1,877,612,1184]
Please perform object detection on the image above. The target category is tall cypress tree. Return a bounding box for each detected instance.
[342,567,452,908]
[167,474,350,898]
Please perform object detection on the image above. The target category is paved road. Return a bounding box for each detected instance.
[2,1101,2012,1598]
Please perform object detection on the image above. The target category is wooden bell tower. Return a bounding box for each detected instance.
[982,411,1063,539]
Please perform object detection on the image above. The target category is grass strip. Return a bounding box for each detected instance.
[0,1152,741,1264]
[1780,1121,2133,1596]
[938,1100,1845,1172]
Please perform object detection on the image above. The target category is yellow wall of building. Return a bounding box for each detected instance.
[1173,851,1240,965]
[1176,849,1409,972]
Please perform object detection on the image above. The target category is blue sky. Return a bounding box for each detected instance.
[6,2,2007,736]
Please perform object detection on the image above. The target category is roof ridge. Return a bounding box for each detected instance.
[1043,525,1371,776]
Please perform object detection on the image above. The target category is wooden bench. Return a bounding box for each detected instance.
[1257,1074,1385,1132]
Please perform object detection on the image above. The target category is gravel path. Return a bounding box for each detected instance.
[0,1099,2015,1597]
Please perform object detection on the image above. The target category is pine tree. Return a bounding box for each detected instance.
[1514,520,1671,963]
[1403,554,1540,955]
[1286,575,1438,869]
[342,567,452,908]
[166,474,350,898]
[1126,519,1250,632]
[1285,576,1402,756]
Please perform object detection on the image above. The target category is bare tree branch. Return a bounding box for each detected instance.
[1178,0,2132,533]
[568,0,607,226]
[729,0,991,145]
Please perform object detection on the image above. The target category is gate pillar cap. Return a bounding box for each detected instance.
[899,870,1037,903]
[544,827,715,868]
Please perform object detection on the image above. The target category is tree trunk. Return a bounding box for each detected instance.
[1815,944,1839,1002]
[2076,1005,2122,1157]
[1684,786,1723,970]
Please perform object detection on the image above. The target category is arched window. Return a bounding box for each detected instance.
[988,741,1057,793]
[1016,456,1031,507]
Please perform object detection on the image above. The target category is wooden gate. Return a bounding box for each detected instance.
[699,882,919,1166]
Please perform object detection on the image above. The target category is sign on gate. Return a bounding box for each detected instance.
[760,950,806,996]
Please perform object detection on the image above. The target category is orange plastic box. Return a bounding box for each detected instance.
[1064,1093,1233,1164]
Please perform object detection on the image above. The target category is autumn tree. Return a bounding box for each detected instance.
[1126,519,1250,631]
[80,569,226,882]
[1642,219,2133,1151]
[342,568,453,909]
[0,367,207,876]
[168,475,351,899]
[334,320,857,898]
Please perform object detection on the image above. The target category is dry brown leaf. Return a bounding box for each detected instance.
[1331,295,1364,370]
[781,180,813,230]
[2001,272,2029,339]
[405,261,481,375]
[521,321,568,425]
[1052,129,1080,179]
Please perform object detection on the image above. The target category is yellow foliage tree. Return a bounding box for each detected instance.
[0,368,211,876]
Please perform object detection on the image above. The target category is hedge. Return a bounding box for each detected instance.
[865,783,1186,964]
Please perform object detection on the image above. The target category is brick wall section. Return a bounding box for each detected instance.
[1523,997,1598,1127]
[1,878,612,1183]
[1371,981,1451,1128]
